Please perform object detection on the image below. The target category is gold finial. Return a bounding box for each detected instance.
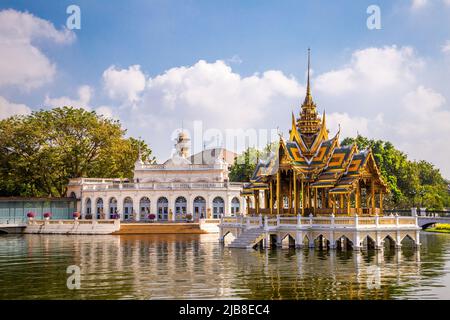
[306,47,311,98]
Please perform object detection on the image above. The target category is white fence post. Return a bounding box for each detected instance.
[354,214,359,228]
[331,213,335,228]
[395,213,399,227]
[309,213,313,226]
[297,214,301,228]
[276,214,280,227]
[259,213,262,227]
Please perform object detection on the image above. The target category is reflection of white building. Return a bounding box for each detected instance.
[67,131,245,222]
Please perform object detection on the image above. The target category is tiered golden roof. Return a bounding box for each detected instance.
[242,50,387,216]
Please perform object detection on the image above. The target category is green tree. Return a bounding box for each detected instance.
[0,107,155,197]
[342,135,450,210]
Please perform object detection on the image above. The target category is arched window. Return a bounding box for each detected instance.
[175,196,187,221]
[70,192,77,198]
[212,197,224,218]
[231,197,240,215]
[140,197,151,220]
[193,196,206,220]
[109,197,117,219]
[123,197,133,220]
[157,197,168,221]
[85,198,92,216]
[96,198,104,219]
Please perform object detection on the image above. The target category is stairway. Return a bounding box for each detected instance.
[228,227,265,249]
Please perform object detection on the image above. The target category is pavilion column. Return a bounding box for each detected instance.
[356,182,360,214]
[293,170,298,215]
[314,188,318,214]
[379,192,383,214]
[301,181,305,216]
[255,191,259,215]
[270,180,274,215]
[347,194,351,215]
[276,171,281,215]
[264,189,269,210]
[340,194,344,212]
[371,180,375,214]
[321,189,325,209]
[288,171,292,213]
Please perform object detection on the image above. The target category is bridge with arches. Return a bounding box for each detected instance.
[219,214,421,250]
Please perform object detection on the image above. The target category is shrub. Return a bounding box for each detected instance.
[43,212,52,218]
[26,212,35,218]
[148,214,156,220]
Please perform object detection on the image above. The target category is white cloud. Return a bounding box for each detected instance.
[0,9,75,89]
[44,85,92,108]
[411,0,429,10]
[102,65,146,104]
[442,40,450,54]
[315,46,422,97]
[314,46,450,177]
[0,96,31,119]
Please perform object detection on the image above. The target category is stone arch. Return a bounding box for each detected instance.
[175,196,187,221]
[95,198,104,219]
[222,230,236,244]
[193,196,206,220]
[314,234,330,250]
[212,196,225,218]
[335,234,354,250]
[123,197,133,220]
[85,198,92,217]
[69,192,77,198]
[361,235,376,250]
[231,197,240,215]
[139,197,151,220]
[383,235,396,248]
[401,234,416,247]
[280,232,296,248]
[108,197,118,219]
[157,197,169,221]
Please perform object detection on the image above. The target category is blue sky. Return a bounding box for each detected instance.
[1,0,450,177]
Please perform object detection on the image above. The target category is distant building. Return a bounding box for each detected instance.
[67,132,245,222]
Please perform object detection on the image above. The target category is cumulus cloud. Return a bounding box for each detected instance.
[0,96,31,119]
[411,0,429,10]
[44,85,92,108]
[0,9,75,89]
[102,65,146,104]
[442,40,450,54]
[313,46,450,177]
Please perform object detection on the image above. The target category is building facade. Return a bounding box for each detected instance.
[243,51,388,216]
[67,132,246,222]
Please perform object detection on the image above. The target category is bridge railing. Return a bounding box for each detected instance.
[219,213,419,230]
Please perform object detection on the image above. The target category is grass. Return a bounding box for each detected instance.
[426,223,450,234]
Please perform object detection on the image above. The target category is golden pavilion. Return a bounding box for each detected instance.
[242,51,388,217]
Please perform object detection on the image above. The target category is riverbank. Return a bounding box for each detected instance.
[425,223,450,234]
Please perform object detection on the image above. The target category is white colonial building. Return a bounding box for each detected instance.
[67,132,246,222]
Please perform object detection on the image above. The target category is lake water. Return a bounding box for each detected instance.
[0,232,449,299]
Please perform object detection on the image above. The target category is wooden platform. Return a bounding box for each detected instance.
[113,223,207,235]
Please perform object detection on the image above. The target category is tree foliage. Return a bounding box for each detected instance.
[230,135,450,210]
[342,135,450,210]
[0,107,154,197]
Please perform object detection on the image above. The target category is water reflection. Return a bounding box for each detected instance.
[0,232,449,299]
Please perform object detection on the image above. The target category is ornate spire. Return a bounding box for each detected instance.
[298,48,321,135]
[305,47,312,104]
